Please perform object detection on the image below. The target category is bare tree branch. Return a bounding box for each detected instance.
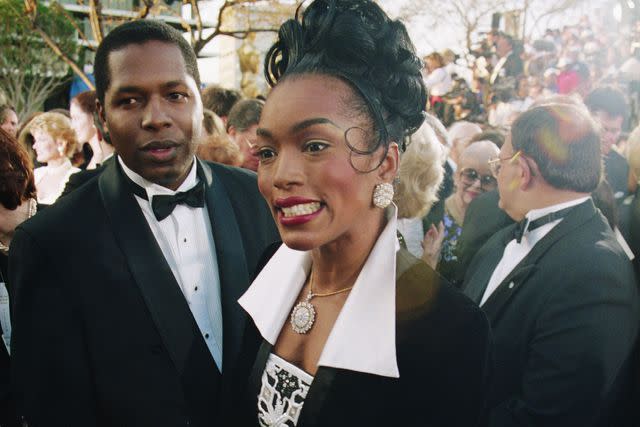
[51,1,95,51]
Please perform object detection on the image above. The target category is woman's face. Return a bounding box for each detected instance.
[454,143,498,207]
[70,101,96,144]
[32,129,63,163]
[255,75,396,251]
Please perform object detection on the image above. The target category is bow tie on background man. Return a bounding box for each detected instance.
[513,204,577,243]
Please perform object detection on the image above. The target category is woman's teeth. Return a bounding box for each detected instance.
[281,202,321,218]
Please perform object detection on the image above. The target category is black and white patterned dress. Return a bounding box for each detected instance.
[258,353,314,426]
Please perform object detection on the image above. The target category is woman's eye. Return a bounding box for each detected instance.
[304,141,329,153]
[257,148,276,161]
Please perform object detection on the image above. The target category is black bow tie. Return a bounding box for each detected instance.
[151,184,205,221]
[123,169,205,221]
[513,204,577,243]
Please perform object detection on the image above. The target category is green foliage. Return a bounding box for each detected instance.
[0,0,80,115]
[0,0,78,77]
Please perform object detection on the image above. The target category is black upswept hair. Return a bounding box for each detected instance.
[264,0,427,159]
[94,20,201,105]
[584,86,629,120]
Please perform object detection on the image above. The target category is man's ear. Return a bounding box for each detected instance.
[95,99,111,144]
[378,142,399,183]
[517,155,536,190]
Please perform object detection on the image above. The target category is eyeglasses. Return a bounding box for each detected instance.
[487,150,522,178]
[459,168,498,190]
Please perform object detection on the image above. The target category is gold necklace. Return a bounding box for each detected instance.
[289,272,354,334]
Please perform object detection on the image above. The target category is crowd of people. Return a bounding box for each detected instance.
[0,0,639,426]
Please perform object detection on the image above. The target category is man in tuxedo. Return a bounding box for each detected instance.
[463,103,639,426]
[585,86,632,203]
[9,20,278,426]
[489,32,523,87]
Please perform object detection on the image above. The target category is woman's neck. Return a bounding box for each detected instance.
[87,135,114,169]
[309,210,386,294]
[47,156,68,168]
[445,194,466,226]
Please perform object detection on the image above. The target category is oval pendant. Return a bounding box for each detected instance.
[290,301,316,334]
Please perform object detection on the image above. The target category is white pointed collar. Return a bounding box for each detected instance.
[117,155,198,199]
[238,205,400,378]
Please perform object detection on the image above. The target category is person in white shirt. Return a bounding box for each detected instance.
[235,1,491,426]
[30,112,80,205]
[463,103,639,426]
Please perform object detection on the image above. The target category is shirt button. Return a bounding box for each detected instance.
[205,333,210,339]
[508,282,515,289]
[183,238,187,243]
[194,286,198,291]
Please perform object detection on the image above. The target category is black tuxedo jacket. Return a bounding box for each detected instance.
[233,245,492,426]
[453,190,514,286]
[8,158,279,427]
[463,200,639,426]
[59,156,115,199]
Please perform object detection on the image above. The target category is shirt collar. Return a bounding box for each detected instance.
[238,205,400,378]
[525,195,591,222]
[118,155,198,199]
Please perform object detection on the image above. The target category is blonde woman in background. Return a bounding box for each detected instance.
[394,121,445,258]
[30,112,79,205]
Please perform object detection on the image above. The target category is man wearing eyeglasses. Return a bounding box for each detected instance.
[463,103,639,426]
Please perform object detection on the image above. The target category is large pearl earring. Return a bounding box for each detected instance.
[372,183,394,208]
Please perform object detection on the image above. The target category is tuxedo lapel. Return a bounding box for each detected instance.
[98,160,199,376]
[199,160,249,378]
[463,225,515,304]
[481,200,598,322]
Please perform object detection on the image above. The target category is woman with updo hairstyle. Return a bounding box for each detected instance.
[235,1,490,425]
[29,112,80,205]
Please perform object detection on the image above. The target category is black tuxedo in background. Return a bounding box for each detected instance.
[452,191,514,286]
[8,158,279,427]
[463,200,639,426]
[233,245,492,426]
[423,160,454,230]
[59,155,115,198]
[605,150,630,203]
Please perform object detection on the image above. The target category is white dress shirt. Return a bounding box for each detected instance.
[119,157,224,370]
[239,206,401,378]
[480,196,591,306]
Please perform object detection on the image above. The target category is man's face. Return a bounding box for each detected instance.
[98,40,202,190]
[592,111,623,156]
[230,124,259,171]
[495,36,512,57]
[1,109,18,137]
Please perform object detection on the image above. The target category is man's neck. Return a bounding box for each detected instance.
[521,189,589,217]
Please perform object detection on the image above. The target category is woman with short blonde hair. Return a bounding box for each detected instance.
[30,112,80,204]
